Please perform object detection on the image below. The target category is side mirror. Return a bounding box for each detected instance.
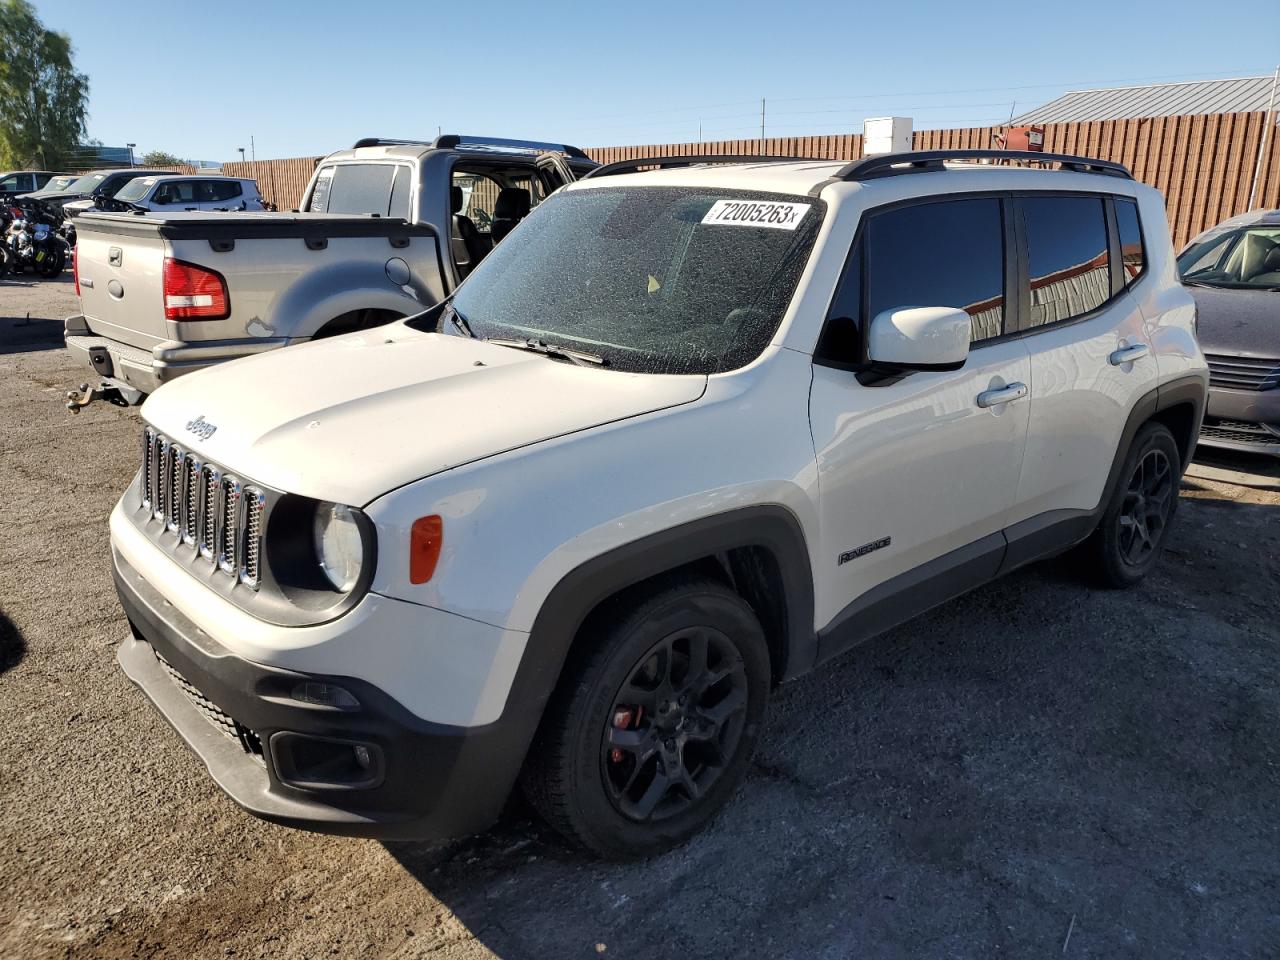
[867,306,971,371]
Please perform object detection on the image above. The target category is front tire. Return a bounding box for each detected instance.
[1088,421,1181,587]
[521,578,770,859]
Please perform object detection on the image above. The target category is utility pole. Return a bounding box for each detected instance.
[250,135,256,161]
[1247,65,1279,211]
[760,98,766,149]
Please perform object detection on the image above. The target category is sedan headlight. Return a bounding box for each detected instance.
[313,502,364,592]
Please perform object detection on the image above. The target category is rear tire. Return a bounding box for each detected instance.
[521,578,770,859]
[1087,421,1181,588]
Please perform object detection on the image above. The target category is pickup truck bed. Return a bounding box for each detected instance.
[66,211,443,401]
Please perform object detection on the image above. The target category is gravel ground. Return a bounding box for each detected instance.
[2,275,1279,959]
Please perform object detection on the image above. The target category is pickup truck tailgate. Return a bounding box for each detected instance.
[77,218,171,350]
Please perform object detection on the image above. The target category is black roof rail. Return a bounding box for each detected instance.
[350,136,590,159]
[836,149,1133,181]
[351,137,429,149]
[431,135,591,159]
[582,154,815,180]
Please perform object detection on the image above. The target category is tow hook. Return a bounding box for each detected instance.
[66,382,127,413]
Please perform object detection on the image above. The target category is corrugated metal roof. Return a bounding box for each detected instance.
[1013,75,1279,124]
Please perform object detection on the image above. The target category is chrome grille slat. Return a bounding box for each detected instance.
[167,448,184,533]
[182,457,201,544]
[200,465,220,559]
[1204,354,1280,392]
[141,429,155,511]
[137,427,267,588]
[153,438,170,522]
[242,489,265,587]
[219,477,242,574]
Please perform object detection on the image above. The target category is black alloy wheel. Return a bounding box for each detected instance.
[521,578,769,859]
[1117,447,1175,566]
[1087,421,1182,587]
[602,626,748,823]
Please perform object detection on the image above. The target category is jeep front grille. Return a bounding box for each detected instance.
[139,428,266,587]
[1205,354,1280,392]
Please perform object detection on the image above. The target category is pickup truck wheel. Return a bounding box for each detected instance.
[1089,421,1181,588]
[521,578,769,859]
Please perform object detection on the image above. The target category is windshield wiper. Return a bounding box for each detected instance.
[1181,279,1223,289]
[445,304,476,338]
[485,337,608,367]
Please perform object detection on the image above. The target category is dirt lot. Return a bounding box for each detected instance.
[2,275,1279,959]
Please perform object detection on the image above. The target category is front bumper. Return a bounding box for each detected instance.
[64,315,289,396]
[1200,387,1280,456]
[113,549,529,839]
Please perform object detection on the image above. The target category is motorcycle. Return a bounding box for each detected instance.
[4,199,70,278]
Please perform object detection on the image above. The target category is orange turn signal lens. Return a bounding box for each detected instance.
[409,515,443,584]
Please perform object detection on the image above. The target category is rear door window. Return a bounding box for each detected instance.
[1021,196,1111,328]
[201,180,243,202]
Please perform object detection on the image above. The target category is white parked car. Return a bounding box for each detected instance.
[67,175,265,215]
[111,149,1207,858]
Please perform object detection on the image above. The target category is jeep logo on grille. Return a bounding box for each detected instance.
[185,415,217,440]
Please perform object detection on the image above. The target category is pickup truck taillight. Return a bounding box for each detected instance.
[72,245,80,297]
[163,257,229,321]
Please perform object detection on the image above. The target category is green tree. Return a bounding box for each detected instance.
[0,0,89,169]
[141,150,184,167]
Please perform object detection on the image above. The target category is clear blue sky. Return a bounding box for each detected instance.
[32,0,1279,164]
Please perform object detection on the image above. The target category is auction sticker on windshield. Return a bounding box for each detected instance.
[701,199,811,230]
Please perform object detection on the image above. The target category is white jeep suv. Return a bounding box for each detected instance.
[111,150,1207,858]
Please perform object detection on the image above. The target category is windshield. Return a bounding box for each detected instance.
[434,186,823,374]
[1178,224,1280,290]
[65,172,107,194]
[44,175,77,193]
[114,177,155,202]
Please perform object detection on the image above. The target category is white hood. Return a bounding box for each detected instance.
[141,326,707,505]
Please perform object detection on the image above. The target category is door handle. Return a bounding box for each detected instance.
[1109,343,1149,366]
[976,381,1028,408]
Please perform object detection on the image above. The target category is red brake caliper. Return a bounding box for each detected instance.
[610,706,643,763]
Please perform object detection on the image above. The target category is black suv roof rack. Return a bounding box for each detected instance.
[582,154,814,180]
[351,135,591,159]
[351,137,428,149]
[837,149,1132,181]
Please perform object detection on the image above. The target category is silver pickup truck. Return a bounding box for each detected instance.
[64,135,596,409]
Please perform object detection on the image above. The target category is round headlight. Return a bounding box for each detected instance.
[313,502,363,592]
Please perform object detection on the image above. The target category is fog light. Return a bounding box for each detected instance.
[290,681,360,710]
[270,732,383,790]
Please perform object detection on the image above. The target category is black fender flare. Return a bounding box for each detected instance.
[497,504,816,755]
[1001,372,1207,572]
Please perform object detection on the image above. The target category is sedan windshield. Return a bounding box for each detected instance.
[1178,224,1280,290]
[435,186,824,374]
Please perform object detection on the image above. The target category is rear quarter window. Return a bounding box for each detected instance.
[1115,197,1145,285]
[310,163,400,215]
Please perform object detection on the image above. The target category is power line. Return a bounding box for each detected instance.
[578,65,1272,130]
